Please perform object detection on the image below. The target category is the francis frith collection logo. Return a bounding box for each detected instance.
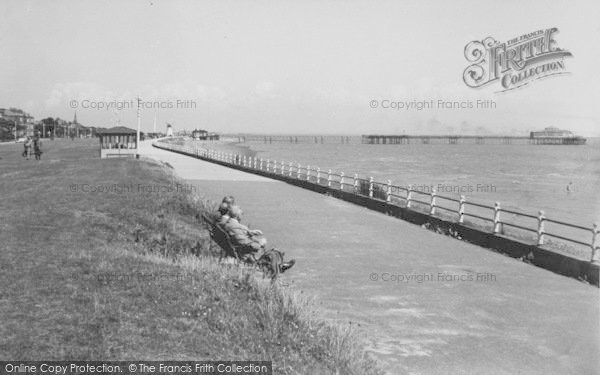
[463,28,572,92]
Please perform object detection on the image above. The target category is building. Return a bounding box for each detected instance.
[529,127,586,145]
[191,129,208,140]
[96,126,139,158]
[0,107,35,138]
[530,127,575,138]
[0,108,33,125]
[166,124,173,137]
[191,128,219,140]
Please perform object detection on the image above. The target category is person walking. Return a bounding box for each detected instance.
[33,137,42,160]
[23,136,33,160]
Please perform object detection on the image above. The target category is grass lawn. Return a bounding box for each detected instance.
[0,139,382,374]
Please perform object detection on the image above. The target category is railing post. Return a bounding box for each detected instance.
[253,157,257,169]
[340,172,345,191]
[353,174,358,193]
[537,210,545,246]
[267,159,271,172]
[368,177,374,198]
[429,188,437,215]
[297,164,301,179]
[317,168,321,184]
[406,185,413,208]
[458,195,465,223]
[493,202,501,233]
[591,223,599,263]
[281,160,285,175]
[327,169,332,187]
[386,180,392,203]
[259,158,264,170]
[306,165,311,181]
[289,162,293,177]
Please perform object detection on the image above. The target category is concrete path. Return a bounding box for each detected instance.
[140,141,599,375]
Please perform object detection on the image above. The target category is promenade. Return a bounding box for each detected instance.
[140,141,599,375]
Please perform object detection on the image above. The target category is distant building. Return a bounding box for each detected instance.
[0,107,35,137]
[530,126,575,138]
[1,107,33,125]
[529,126,586,145]
[191,129,208,140]
[191,128,219,140]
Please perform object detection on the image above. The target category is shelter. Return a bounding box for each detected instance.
[97,126,138,158]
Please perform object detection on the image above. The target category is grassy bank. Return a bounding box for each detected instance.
[0,139,382,374]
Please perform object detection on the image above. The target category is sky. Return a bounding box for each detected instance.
[1,0,599,136]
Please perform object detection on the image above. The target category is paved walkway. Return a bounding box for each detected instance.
[140,141,599,375]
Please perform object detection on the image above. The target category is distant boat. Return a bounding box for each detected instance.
[529,127,586,145]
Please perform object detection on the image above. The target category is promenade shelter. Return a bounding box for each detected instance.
[97,126,138,158]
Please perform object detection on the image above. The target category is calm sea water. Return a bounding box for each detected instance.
[242,137,600,228]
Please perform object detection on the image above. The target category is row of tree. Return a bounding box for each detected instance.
[0,117,94,141]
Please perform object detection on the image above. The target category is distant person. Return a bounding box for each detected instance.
[33,137,42,160]
[566,181,573,194]
[22,137,29,157]
[22,137,33,160]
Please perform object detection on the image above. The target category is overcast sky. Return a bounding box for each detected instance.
[1,0,599,135]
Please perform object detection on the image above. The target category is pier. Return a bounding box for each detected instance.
[231,135,353,144]
[361,134,587,145]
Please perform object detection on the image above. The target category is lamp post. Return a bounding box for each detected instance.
[136,97,142,157]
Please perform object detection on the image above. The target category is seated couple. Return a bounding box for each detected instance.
[217,196,295,273]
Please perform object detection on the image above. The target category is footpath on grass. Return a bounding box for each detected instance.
[140,141,599,375]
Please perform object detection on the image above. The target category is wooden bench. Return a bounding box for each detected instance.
[202,213,241,261]
[202,213,283,280]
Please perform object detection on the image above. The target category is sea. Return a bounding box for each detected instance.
[244,137,600,227]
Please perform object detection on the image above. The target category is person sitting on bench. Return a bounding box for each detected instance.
[223,206,295,272]
[216,203,231,225]
[223,205,266,255]
[216,196,235,225]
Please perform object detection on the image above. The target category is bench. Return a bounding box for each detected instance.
[202,213,241,261]
[202,213,282,280]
